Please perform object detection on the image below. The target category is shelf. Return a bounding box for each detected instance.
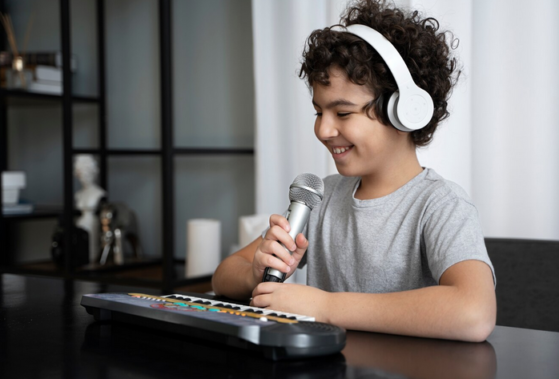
[71,148,255,156]
[2,205,64,221]
[0,1,248,293]
[78,257,163,274]
[174,147,254,155]
[0,88,99,105]
[1,258,213,291]
[73,148,163,156]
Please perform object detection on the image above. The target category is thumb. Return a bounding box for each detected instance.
[290,233,309,264]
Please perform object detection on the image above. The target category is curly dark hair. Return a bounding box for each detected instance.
[299,0,460,147]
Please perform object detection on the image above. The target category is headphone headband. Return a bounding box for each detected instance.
[330,24,434,131]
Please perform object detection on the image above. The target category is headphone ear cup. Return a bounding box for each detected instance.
[385,91,408,132]
[379,92,391,126]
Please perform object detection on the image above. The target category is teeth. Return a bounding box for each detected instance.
[333,146,351,154]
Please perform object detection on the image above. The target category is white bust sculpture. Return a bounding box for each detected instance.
[74,155,106,262]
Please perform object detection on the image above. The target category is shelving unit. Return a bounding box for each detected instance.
[0,0,254,292]
[0,88,99,103]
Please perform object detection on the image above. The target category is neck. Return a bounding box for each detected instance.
[355,147,423,200]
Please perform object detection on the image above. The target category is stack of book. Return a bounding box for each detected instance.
[29,65,63,94]
[3,203,33,215]
[0,51,77,95]
[2,171,33,215]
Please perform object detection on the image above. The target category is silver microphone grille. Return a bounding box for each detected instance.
[289,173,324,210]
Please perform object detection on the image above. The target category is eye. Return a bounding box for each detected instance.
[337,112,351,117]
[314,112,322,117]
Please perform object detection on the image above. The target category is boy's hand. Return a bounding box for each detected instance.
[251,282,330,323]
[251,214,309,287]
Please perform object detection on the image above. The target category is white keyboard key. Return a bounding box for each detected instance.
[163,294,315,322]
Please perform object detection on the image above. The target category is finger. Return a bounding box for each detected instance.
[266,239,296,266]
[251,294,272,308]
[250,294,272,308]
[252,282,276,297]
[269,214,290,233]
[290,233,309,262]
[295,233,309,250]
[264,225,297,252]
[258,245,292,274]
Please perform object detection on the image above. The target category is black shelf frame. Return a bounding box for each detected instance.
[73,148,163,156]
[0,0,254,290]
[0,0,8,267]
[0,88,99,103]
[60,0,73,277]
[0,258,212,289]
[160,0,174,293]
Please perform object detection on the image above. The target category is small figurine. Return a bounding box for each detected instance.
[98,201,142,265]
[74,155,106,262]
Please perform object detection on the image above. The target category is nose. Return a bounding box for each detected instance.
[315,115,339,142]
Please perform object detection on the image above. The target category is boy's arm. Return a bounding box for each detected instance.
[212,237,261,299]
[212,214,309,300]
[328,260,496,342]
[252,259,496,342]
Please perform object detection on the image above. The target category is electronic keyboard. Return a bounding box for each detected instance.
[81,293,346,360]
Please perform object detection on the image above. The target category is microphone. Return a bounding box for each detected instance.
[262,173,324,283]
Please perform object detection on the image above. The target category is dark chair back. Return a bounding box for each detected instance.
[485,238,559,333]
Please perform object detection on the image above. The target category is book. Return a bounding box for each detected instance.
[2,203,34,215]
[35,65,62,82]
[0,51,77,71]
[27,80,62,95]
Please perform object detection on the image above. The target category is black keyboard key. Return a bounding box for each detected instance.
[278,315,288,318]
[193,300,211,305]
[213,303,224,307]
[288,316,297,320]
[254,310,264,314]
[244,308,255,313]
[268,313,278,317]
[232,306,241,310]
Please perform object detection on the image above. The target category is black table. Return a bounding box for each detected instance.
[1,273,558,379]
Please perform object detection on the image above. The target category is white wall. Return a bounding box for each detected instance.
[252,0,345,217]
[405,0,473,197]
[393,0,559,240]
[471,0,559,239]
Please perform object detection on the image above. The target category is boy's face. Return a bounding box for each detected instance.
[312,66,411,178]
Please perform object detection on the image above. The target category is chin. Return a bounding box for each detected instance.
[334,165,360,178]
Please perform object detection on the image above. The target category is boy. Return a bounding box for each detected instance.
[212,0,496,342]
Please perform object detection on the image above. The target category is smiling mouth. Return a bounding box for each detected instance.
[332,146,354,155]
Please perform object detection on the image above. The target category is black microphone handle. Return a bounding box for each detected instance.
[262,267,286,283]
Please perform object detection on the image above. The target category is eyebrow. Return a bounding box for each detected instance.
[312,99,359,109]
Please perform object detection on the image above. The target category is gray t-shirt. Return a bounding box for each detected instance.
[300,168,495,293]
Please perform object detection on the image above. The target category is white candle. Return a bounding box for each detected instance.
[186,219,221,278]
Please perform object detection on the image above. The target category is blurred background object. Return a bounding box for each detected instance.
[185,219,220,278]
[74,154,105,261]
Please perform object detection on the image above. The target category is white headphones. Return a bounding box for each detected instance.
[331,24,434,132]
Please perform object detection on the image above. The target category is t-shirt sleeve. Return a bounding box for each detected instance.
[423,195,496,286]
